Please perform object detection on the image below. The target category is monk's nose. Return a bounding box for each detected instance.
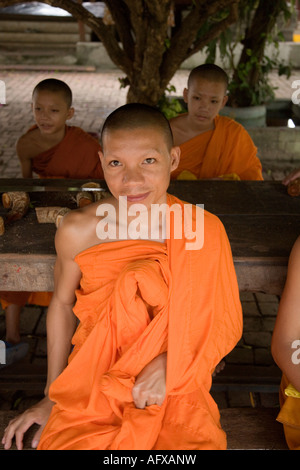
[122,167,144,184]
[40,109,50,119]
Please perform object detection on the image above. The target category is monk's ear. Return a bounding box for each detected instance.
[221,95,228,109]
[67,107,75,120]
[98,150,104,163]
[183,88,188,104]
[170,146,180,171]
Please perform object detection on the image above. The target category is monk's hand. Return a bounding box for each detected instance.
[282,168,300,186]
[1,396,54,450]
[132,352,167,409]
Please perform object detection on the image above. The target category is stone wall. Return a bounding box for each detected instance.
[249,127,300,164]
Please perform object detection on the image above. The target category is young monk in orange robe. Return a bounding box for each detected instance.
[22,124,103,179]
[272,236,300,450]
[17,79,103,179]
[2,103,242,451]
[170,64,263,181]
[1,78,103,365]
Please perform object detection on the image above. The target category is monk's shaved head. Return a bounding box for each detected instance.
[101,103,174,150]
[32,78,73,108]
[188,64,229,91]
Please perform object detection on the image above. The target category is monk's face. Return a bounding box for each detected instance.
[32,90,74,135]
[183,78,228,130]
[99,127,180,208]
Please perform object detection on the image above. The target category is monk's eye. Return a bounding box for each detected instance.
[144,158,156,164]
[51,109,59,112]
[109,160,121,167]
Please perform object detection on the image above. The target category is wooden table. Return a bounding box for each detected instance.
[1,179,300,295]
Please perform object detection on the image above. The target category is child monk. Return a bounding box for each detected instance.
[2,104,242,450]
[17,78,103,179]
[271,235,300,450]
[169,64,263,181]
[0,78,104,367]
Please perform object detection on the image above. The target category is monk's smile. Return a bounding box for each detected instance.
[125,192,151,203]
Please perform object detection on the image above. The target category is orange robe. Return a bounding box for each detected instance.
[31,125,104,179]
[171,115,263,181]
[276,374,300,450]
[0,292,52,310]
[38,194,242,450]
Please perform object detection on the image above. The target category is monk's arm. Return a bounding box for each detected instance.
[44,252,80,395]
[234,128,263,181]
[282,167,300,186]
[238,163,263,181]
[271,236,300,391]
[16,136,33,178]
[2,219,81,450]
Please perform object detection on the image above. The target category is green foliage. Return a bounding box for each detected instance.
[204,0,295,107]
[157,85,185,119]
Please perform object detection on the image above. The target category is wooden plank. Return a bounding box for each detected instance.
[0,254,55,291]
[0,254,288,293]
[1,178,300,215]
[234,257,287,294]
[212,364,282,392]
[168,180,300,215]
[0,363,47,391]
[0,180,298,293]
[220,408,288,450]
[0,408,288,450]
[220,215,300,258]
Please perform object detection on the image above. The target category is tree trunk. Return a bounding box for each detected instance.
[0,0,238,105]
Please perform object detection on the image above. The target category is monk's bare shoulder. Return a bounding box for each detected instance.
[16,128,43,161]
[55,196,116,260]
[169,114,188,133]
[169,114,190,146]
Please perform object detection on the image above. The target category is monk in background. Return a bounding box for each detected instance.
[2,104,242,450]
[170,64,263,181]
[0,78,104,367]
[272,236,300,450]
[17,78,103,179]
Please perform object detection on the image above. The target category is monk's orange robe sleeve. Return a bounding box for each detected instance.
[38,194,242,450]
[31,125,104,179]
[171,115,263,181]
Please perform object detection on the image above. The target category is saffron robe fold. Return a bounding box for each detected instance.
[277,374,300,450]
[30,125,104,179]
[38,194,242,450]
[171,115,263,181]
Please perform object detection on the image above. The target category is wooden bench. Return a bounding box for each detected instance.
[1,179,300,294]
[0,407,288,450]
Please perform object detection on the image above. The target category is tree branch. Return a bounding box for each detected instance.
[0,0,132,73]
[104,0,135,61]
[185,2,239,60]
[160,0,239,87]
